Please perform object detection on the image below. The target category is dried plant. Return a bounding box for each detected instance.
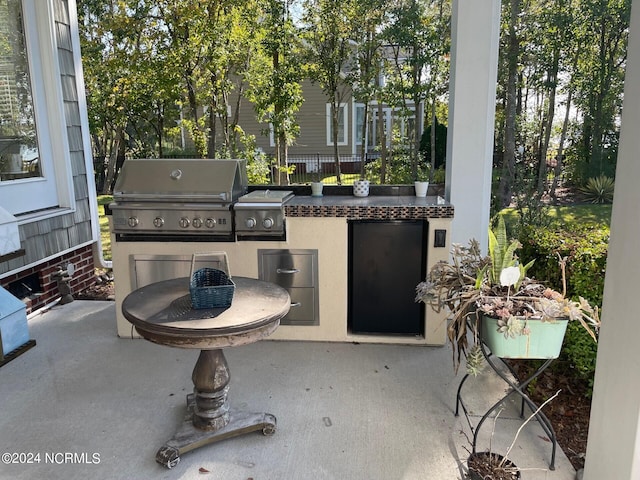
[416,219,601,375]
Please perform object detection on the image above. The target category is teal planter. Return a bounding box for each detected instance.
[481,315,568,359]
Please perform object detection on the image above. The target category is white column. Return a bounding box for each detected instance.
[583,1,640,478]
[445,0,501,251]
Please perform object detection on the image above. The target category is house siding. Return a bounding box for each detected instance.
[237,79,356,158]
[0,0,96,313]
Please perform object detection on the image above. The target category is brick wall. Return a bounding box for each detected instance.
[0,244,96,314]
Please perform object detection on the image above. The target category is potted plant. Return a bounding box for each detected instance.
[352,176,370,197]
[466,391,559,480]
[414,163,431,197]
[415,216,600,375]
[311,155,323,197]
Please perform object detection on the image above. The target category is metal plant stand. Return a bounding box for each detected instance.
[455,339,558,470]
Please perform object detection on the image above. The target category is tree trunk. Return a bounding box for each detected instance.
[551,87,573,199]
[537,49,559,194]
[104,125,124,195]
[157,102,164,158]
[430,95,436,181]
[359,102,369,179]
[498,0,520,209]
[207,104,216,159]
[331,100,342,185]
[377,101,387,184]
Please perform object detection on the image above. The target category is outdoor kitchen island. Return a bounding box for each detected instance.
[110,191,453,346]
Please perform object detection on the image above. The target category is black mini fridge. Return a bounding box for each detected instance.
[348,219,427,335]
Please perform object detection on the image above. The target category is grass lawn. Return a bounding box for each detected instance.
[500,203,612,228]
[98,195,113,261]
[294,172,362,185]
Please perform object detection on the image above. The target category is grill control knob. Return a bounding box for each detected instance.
[263,217,274,229]
[153,217,164,228]
[127,217,139,228]
[179,217,190,228]
[205,218,216,228]
[245,218,257,228]
[192,217,202,228]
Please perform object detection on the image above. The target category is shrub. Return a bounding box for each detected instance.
[518,222,609,396]
[518,223,609,305]
[579,175,615,204]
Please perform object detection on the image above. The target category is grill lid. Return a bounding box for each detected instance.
[113,158,248,203]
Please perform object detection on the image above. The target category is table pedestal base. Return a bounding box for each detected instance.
[155,349,277,469]
[156,399,276,468]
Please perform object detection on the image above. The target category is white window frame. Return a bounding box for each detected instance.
[268,123,275,148]
[0,0,74,217]
[354,103,365,147]
[326,103,348,146]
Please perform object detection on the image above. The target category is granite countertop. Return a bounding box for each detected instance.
[284,194,454,219]
[287,195,449,207]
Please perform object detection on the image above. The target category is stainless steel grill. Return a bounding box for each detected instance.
[109,158,294,240]
[109,158,247,238]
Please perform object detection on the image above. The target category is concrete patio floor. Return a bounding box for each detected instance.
[0,300,577,480]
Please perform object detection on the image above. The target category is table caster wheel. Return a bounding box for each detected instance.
[156,446,180,469]
[262,413,277,436]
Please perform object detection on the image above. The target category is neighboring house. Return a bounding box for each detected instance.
[235,79,424,175]
[0,0,100,313]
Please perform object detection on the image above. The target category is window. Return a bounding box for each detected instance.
[0,0,72,216]
[326,103,347,146]
[370,108,391,148]
[355,104,365,146]
[0,0,39,181]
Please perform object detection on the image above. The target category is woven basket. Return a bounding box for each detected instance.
[189,252,234,309]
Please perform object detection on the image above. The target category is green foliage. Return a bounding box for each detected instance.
[419,121,447,170]
[237,128,271,185]
[519,223,609,305]
[560,321,598,395]
[431,166,446,184]
[508,162,553,235]
[579,175,615,204]
[518,222,609,397]
[488,216,533,287]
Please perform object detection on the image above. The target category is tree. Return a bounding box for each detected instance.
[572,0,630,181]
[302,0,358,185]
[249,0,304,185]
[383,0,441,181]
[496,0,520,209]
[349,0,386,180]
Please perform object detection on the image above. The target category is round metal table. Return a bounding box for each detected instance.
[122,276,291,468]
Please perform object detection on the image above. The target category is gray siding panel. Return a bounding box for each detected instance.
[58,49,74,76]
[61,76,78,102]
[70,151,84,176]
[67,125,83,151]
